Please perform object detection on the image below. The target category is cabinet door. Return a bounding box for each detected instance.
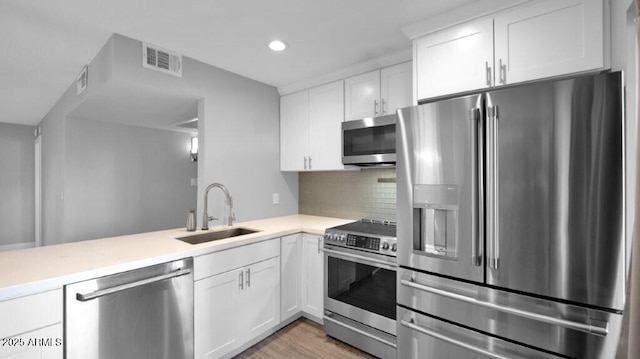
[301,234,324,320]
[415,18,494,100]
[280,90,309,171]
[280,234,302,321]
[243,257,280,341]
[308,80,345,170]
[194,269,242,359]
[381,62,413,114]
[344,70,381,121]
[494,0,604,85]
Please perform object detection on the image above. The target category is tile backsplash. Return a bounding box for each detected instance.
[299,168,396,221]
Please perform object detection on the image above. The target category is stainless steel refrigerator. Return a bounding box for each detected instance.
[396,71,625,358]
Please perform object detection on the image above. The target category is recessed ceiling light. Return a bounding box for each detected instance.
[268,40,288,52]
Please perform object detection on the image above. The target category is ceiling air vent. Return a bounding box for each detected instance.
[142,42,182,77]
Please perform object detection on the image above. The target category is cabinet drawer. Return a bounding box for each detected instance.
[0,289,62,339]
[194,238,280,280]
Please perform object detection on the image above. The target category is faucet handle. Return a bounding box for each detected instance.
[208,216,218,222]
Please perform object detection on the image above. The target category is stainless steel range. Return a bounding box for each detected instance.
[323,219,397,359]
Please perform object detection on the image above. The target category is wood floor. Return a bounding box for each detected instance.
[234,318,375,359]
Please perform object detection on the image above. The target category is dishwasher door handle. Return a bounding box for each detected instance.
[76,268,192,302]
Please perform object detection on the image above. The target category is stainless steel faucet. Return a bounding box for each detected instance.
[202,183,235,230]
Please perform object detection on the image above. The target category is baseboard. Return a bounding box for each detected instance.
[0,242,35,252]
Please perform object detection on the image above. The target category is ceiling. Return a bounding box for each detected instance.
[0,0,478,127]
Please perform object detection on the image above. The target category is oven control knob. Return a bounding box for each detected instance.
[391,243,397,252]
[324,233,331,241]
[382,241,390,250]
[338,235,345,242]
[333,234,341,242]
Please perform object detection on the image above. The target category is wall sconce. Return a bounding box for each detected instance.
[190,137,198,162]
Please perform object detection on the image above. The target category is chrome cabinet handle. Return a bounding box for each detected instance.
[374,100,379,116]
[239,270,244,290]
[76,268,191,301]
[246,268,250,288]
[499,58,506,84]
[324,314,397,348]
[322,248,397,268]
[485,61,492,86]
[317,237,321,254]
[400,318,507,359]
[400,277,609,336]
[469,108,482,267]
[303,156,308,170]
[308,156,312,169]
[381,98,387,114]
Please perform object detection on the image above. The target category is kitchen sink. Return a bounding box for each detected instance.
[176,227,259,245]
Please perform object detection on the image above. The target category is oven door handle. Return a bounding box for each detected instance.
[322,248,397,269]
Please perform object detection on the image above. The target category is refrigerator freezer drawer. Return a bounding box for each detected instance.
[398,268,623,359]
[398,306,561,359]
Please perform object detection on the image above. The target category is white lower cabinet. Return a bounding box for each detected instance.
[280,233,325,323]
[0,290,63,359]
[280,233,302,321]
[194,239,280,359]
[301,234,324,320]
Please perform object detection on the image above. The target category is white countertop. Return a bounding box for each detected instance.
[0,215,354,301]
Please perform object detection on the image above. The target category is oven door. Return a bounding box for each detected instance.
[323,244,397,335]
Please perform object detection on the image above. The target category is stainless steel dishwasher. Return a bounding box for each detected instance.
[65,258,193,359]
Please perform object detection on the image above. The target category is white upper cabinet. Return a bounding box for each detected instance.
[280,80,344,172]
[493,0,603,85]
[308,81,344,171]
[415,18,494,99]
[344,70,381,120]
[414,0,605,100]
[344,62,413,121]
[280,90,309,171]
[380,61,414,113]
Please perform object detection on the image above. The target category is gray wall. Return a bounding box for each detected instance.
[0,122,35,246]
[108,34,298,225]
[37,34,297,245]
[64,118,197,242]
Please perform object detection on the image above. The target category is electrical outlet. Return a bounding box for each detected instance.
[273,193,280,205]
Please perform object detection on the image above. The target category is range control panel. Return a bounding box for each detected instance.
[324,227,397,256]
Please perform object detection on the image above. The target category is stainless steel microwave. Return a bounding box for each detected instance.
[342,114,396,166]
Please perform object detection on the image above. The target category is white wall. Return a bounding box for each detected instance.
[0,123,35,247]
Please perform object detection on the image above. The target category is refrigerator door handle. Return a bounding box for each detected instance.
[487,105,500,270]
[400,318,508,359]
[400,277,609,336]
[469,108,482,266]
